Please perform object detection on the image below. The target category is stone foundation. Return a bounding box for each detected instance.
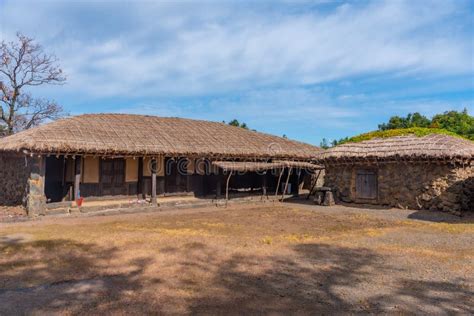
[0,154,46,216]
[325,162,474,215]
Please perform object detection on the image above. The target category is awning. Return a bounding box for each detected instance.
[274,160,324,169]
[212,160,324,172]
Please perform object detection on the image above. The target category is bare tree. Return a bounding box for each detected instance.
[0,33,66,135]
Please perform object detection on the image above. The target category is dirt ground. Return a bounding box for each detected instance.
[0,202,472,315]
[0,206,27,221]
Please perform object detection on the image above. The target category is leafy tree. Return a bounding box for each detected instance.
[319,138,329,149]
[431,108,474,140]
[0,33,66,135]
[227,119,249,129]
[324,108,473,147]
[378,112,431,130]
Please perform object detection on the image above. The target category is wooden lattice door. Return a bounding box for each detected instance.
[101,159,125,196]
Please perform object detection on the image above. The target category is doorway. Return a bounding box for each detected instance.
[45,156,66,202]
[100,159,126,196]
[356,169,378,200]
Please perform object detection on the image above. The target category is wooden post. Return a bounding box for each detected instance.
[262,172,267,198]
[225,171,233,205]
[307,169,322,200]
[74,156,82,201]
[281,167,292,201]
[275,168,284,197]
[151,158,157,206]
[137,157,144,199]
[295,169,301,197]
[216,176,222,198]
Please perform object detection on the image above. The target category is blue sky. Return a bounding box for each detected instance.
[1,0,473,145]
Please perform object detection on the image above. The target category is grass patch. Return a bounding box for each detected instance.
[338,127,469,145]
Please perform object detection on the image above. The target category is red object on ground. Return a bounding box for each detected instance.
[76,197,84,207]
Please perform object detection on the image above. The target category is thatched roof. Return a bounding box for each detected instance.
[0,114,322,159]
[319,134,474,164]
[212,160,324,172]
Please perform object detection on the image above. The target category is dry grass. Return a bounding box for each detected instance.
[0,204,472,314]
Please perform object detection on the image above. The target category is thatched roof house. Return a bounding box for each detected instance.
[319,133,474,215]
[319,134,474,164]
[0,114,321,159]
[0,114,322,215]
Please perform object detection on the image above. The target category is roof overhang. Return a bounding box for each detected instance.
[212,160,324,172]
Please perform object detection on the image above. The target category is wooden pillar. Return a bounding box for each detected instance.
[216,175,222,198]
[281,167,292,201]
[262,172,267,197]
[295,169,301,197]
[74,156,82,201]
[225,171,233,204]
[275,168,284,196]
[138,157,145,199]
[307,169,322,200]
[151,158,157,206]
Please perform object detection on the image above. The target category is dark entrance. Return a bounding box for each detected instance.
[101,159,125,196]
[165,158,188,193]
[356,169,377,199]
[45,156,66,202]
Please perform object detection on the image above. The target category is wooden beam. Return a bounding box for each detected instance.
[137,157,144,199]
[307,169,322,200]
[275,168,284,196]
[281,167,292,201]
[74,156,82,201]
[151,158,157,206]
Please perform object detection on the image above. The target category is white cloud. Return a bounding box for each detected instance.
[1,0,472,98]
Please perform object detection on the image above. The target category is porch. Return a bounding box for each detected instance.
[34,155,323,216]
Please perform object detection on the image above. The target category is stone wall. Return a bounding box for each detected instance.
[325,162,474,215]
[303,169,325,190]
[0,154,46,216]
[0,154,31,206]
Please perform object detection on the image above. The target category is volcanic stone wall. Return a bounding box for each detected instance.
[0,154,31,206]
[325,162,474,215]
[0,154,46,215]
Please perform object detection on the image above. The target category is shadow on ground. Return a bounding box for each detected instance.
[0,238,472,313]
[407,210,474,223]
[0,239,160,314]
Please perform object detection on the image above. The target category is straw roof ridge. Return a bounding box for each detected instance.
[319,134,474,163]
[0,113,322,159]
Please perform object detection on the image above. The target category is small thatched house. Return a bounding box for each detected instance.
[0,114,323,215]
[319,133,474,215]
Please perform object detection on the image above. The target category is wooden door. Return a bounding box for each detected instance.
[101,159,125,196]
[356,169,377,199]
[45,156,66,202]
